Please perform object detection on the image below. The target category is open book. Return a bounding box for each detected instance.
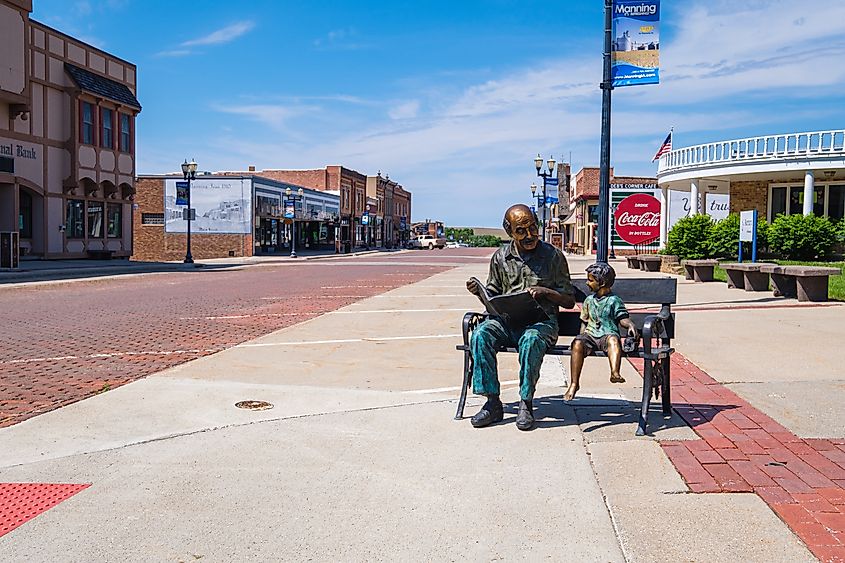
[470,276,549,330]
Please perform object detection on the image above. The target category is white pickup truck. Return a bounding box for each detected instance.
[409,234,446,250]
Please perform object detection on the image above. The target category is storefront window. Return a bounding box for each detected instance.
[107,203,122,238]
[256,195,280,216]
[770,186,786,219]
[829,186,845,221]
[588,205,599,224]
[788,187,803,215]
[66,200,85,238]
[19,191,32,238]
[88,202,104,238]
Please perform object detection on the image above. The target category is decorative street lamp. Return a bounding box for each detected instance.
[533,153,557,242]
[180,158,197,264]
[285,187,304,258]
[529,182,545,240]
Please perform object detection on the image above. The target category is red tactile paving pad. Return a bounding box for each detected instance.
[0,483,90,538]
[633,354,845,562]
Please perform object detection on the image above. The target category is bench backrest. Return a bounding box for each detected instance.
[557,277,676,338]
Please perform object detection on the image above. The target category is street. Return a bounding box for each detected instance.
[0,249,490,428]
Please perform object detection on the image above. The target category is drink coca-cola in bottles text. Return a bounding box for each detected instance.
[614,193,661,245]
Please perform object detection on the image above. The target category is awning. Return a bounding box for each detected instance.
[562,213,577,225]
[65,63,142,110]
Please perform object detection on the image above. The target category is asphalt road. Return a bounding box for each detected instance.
[0,249,492,428]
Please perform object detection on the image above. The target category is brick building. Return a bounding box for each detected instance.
[134,174,339,261]
[366,172,411,248]
[0,0,141,260]
[568,167,659,254]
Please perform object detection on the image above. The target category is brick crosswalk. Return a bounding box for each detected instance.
[633,354,845,562]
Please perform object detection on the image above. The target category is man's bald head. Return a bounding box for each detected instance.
[502,204,536,235]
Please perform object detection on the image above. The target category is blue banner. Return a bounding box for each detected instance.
[611,0,660,87]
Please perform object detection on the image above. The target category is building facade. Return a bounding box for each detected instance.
[0,0,141,259]
[134,174,339,261]
[657,130,845,233]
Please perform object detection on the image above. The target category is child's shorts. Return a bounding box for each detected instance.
[572,332,620,354]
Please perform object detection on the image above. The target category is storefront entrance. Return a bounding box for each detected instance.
[256,217,282,253]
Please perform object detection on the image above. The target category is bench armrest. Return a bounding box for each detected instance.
[462,312,488,347]
[641,305,671,359]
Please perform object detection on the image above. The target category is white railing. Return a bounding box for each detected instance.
[658,129,845,175]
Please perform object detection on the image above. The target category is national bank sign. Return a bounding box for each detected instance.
[611,0,660,87]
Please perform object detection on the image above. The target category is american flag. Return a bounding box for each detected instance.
[651,131,672,162]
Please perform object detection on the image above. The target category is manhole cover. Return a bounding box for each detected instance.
[235,400,274,411]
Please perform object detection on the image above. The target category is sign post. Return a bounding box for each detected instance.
[739,209,757,263]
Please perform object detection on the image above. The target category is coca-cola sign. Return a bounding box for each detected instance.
[614,193,661,245]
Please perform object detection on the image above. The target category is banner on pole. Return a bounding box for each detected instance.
[611,0,660,87]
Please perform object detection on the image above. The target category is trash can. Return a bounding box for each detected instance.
[0,231,19,269]
[344,241,351,254]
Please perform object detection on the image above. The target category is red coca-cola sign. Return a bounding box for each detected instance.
[614,193,661,245]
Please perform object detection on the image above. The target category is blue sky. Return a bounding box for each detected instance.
[33,0,845,227]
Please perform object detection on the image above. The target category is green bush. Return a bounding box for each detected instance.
[709,213,770,258]
[768,214,837,260]
[666,214,714,259]
[467,234,502,247]
[836,219,845,244]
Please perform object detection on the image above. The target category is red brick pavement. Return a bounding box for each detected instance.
[0,483,90,538]
[0,260,451,429]
[633,354,845,562]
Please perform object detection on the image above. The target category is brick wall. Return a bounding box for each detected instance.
[132,177,253,262]
[729,181,769,216]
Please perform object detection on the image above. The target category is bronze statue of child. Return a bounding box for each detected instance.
[564,262,638,401]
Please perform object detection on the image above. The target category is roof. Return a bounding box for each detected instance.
[65,63,141,110]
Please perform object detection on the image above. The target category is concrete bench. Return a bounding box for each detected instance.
[759,264,840,302]
[455,278,677,436]
[683,259,718,282]
[638,254,662,272]
[720,263,770,291]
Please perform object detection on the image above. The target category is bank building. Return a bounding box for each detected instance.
[0,0,141,260]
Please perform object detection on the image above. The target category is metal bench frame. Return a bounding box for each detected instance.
[455,278,677,436]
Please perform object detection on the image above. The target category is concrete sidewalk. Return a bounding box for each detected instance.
[1,255,841,561]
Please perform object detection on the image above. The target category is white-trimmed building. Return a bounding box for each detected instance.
[657,130,845,244]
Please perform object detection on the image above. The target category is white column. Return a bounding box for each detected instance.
[690,179,700,216]
[660,186,669,247]
[803,170,814,216]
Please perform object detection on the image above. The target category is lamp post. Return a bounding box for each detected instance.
[529,182,545,241]
[609,203,617,259]
[180,158,197,264]
[285,187,304,258]
[533,154,557,242]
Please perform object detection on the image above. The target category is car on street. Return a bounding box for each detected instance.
[445,241,470,248]
[409,234,446,249]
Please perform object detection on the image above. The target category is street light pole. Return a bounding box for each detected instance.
[285,187,304,258]
[180,158,197,264]
[533,154,556,243]
[530,182,545,241]
[597,0,614,264]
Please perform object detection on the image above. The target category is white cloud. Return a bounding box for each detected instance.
[388,100,420,120]
[181,21,255,47]
[212,103,317,131]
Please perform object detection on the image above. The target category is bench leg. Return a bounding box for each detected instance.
[455,349,472,420]
[661,357,671,416]
[683,265,694,280]
[744,271,769,292]
[725,269,744,289]
[637,359,653,436]
[770,273,796,298]
[693,267,714,282]
[796,276,829,302]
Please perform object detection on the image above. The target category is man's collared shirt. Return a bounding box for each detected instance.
[485,241,574,319]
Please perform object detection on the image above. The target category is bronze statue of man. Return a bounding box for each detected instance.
[466,204,575,430]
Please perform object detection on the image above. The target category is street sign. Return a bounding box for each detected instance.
[545,177,559,186]
[739,210,755,242]
[182,208,195,221]
[284,200,295,219]
[362,212,369,225]
[175,181,189,205]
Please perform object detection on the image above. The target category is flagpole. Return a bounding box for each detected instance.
[597,0,614,264]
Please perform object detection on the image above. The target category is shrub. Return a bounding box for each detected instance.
[709,214,740,258]
[666,214,714,259]
[767,214,837,260]
[467,234,502,247]
[709,213,770,258]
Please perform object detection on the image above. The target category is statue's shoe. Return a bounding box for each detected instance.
[470,398,504,428]
[515,399,534,431]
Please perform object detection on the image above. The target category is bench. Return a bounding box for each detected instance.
[637,254,662,272]
[683,259,718,282]
[721,262,769,291]
[759,264,840,302]
[626,256,640,270]
[455,277,677,436]
[86,249,115,260]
